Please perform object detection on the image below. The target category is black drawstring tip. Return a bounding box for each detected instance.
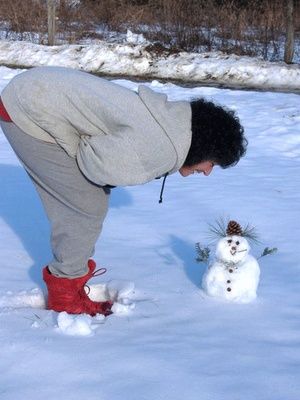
[158,172,168,204]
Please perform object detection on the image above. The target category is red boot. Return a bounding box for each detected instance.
[43,259,113,316]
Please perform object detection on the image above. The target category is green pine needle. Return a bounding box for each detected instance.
[207,217,227,239]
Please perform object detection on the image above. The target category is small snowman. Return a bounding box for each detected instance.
[201,220,260,303]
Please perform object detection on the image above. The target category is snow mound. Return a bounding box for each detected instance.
[88,279,136,316]
[126,30,147,45]
[0,280,136,336]
[55,280,136,336]
[56,312,105,336]
[0,287,46,309]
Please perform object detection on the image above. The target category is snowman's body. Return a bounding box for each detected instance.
[202,235,260,303]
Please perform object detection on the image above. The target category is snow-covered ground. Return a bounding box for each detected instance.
[0,36,299,92]
[0,62,300,399]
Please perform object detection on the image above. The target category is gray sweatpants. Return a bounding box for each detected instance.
[1,121,110,278]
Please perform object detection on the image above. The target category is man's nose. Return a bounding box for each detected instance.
[204,166,213,176]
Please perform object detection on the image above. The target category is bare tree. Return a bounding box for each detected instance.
[284,0,294,63]
[47,0,56,45]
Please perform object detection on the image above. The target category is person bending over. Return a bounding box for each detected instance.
[0,66,247,316]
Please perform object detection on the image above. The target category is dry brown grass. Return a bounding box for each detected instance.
[0,0,299,60]
[0,0,47,41]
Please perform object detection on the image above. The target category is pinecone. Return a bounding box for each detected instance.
[226,220,243,236]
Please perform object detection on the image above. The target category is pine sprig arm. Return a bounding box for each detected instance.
[195,243,211,264]
[258,247,278,259]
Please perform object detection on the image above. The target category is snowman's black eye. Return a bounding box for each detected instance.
[227,239,232,244]
[236,241,240,245]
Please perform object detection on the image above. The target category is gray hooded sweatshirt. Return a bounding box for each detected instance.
[1,66,192,186]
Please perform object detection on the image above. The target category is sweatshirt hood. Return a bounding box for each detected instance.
[77,85,192,186]
[137,86,192,175]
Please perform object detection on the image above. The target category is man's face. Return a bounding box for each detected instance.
[178,161,215,177]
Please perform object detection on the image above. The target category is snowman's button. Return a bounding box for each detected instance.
[227,287,232,292]
[227,280,231,284]
[229,269,233,273]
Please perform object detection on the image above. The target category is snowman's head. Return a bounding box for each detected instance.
[216,235,250,264]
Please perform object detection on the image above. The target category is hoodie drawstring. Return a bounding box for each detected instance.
[158,173,169,204]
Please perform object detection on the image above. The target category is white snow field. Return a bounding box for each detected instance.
[0,65,300,400]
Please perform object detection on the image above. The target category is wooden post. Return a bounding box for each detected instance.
[47,0,56,46]
[284,0,294,64]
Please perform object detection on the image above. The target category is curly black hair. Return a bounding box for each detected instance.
[183,99,247,168]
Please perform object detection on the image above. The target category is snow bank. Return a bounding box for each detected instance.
[0,39,299,91]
